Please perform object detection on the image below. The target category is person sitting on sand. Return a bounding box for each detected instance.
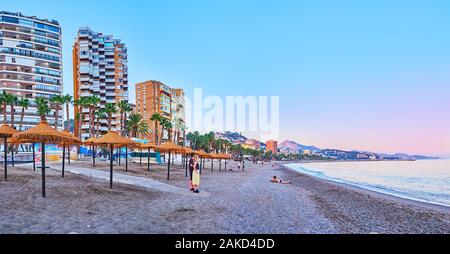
[270,176,291,184]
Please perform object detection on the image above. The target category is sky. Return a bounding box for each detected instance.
[3,0,450,156]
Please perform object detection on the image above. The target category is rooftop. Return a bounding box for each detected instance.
[0,11,59,26]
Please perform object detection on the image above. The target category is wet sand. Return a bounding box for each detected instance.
[0,159,449,233]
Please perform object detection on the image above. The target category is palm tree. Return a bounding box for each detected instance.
[62,94,73,131]
[126,113,149,138]
[50,95,64,128]
[159,118,173,142]
[118,100,131,136]
[73,97,89,138]
[9,94,18,128]
[172,118,184,144]
[0,91,14,125]
[150,113,162,144]
[186,131,200,149]
[87,96,100,137]
[205,131,215,152]
[36,97,51,121]
[94,109,106,137]
[0,91,7,124]
[18,98,30,131]
[104,103,117,131]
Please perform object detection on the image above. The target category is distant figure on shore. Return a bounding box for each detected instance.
[270,176,291,184]
[191,155,201,193]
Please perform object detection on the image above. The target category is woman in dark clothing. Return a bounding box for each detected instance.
[188,153,195,191]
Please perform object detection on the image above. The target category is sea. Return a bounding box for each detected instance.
[286,159,450,207]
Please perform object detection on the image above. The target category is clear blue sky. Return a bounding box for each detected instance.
[3,0,450,156]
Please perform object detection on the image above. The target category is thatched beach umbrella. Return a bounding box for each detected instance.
[218,154,231,171]
[0,125,18,181]
[155,142,185,180]
[140,142,158,172]
[208,152,221,172]
[92,131,138,188]
[12,120,69,197]
[59,131,82,178]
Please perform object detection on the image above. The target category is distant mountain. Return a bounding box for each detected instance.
[279,140,321,153]
[215,131,247,142]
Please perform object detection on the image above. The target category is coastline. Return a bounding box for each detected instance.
[1,160,449,233]
[280,163,450,214]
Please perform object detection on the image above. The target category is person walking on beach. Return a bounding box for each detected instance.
[191,155,201,193]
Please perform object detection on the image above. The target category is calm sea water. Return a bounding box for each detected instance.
[286,160,450,207]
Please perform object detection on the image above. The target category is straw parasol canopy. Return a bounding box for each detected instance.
[0,124,18,138]
[155,141,185,154]
[83,137,98,145]
[92,131,138,147]
[195,149,210,158]
[154,142,186,180]
[140,142,159,149]
[59,131,82,145]
[219,154,232,160]
[12,120,69,144]
[183,147,195,155]
[92,131,139,188]
[209,152,221,159]
[9,137,33,144]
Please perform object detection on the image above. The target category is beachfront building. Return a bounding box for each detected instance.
[135,80,185,141]
[243,139,261,150]
[266,140,278,154]
[73,27,128,140]
[0,11,63,129]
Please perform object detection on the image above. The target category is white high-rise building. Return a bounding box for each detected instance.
[0,11,63,129]
[73,27,128,140]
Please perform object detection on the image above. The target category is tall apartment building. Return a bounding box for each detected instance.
[73,27,128,140]
[135,80,185,141]
[266,140,278,154]
[0,11,63,129]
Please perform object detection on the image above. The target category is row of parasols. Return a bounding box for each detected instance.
[0,121,231,198]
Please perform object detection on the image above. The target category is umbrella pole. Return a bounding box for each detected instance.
[211,158,214,172]
[118,148,121,165]
[41,142,46,198]
[4,138,7,181]
[200,158,203,175]
[125,147,128,172]
[225,159,227,171]
[147,148,150,172]
[32,142,35,171]
[62,144,65,178]
[67,146,71,165]
[140,148,142,166]
[185,155,187,178]
[11,143,14,167]
[167,151,171,180]
[93,145,96,168]
[110,145,113,189]
[219,159,222,172]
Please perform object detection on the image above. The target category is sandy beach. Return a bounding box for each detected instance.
[0,159,449,234]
